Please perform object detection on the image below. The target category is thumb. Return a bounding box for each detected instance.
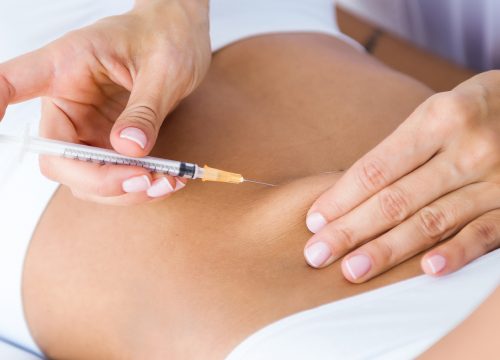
[111,68,176,157]
[0,48,52,119]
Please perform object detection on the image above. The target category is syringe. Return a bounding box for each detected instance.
[0,133,275,186]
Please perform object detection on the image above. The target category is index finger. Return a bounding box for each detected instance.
[0,48,53,118]
[306,108,442,233]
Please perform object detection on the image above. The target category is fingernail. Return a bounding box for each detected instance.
[344,254,371,280]
[425,254,446,274]
[304,242,332,268]
[119,127,147,149]
[147,177,174,198]
[175,179,186,191]
[122,175,151,193]
[306,212,327,233]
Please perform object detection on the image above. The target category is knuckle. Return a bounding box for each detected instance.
[0,74,15,100]
[54,30,94,60]
[322,198,345,218]
[374,239,395,265]
[417,206,452,242]
[357,158,387,193]
[455,242,468,265]
[378,186,409,223]
[332,226,357,250]
[425,92,478,132]
[469,221,498,252]
[122,105,159,133]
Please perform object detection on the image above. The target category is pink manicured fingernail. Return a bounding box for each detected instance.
[425,255,446,274]
[175,179,186,191]
[122,175,151,193]
[304,241,332,268]
[147,177,174,198]
[344,254,371,279]
[119,127,147,149]
[306,212,327,233]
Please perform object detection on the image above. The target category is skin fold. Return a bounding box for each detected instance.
[23,34,441,359]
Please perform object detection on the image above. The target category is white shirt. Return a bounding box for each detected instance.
[337,0,500,71]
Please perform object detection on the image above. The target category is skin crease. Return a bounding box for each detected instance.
[0,0,211,205]
[23,34,445,359]
[306,69,500,281]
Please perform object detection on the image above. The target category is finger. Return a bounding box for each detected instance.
[146,176,182,198]
[70,187,153,206]
[72,177,187,205]
[338,182,500,283]
[421,209,500,276]
[110,58,181,157]
[40,155,153,197]
[0,48,52,118]
[306,103,443,233]
[304,152,471,267]
[40,99,153,198]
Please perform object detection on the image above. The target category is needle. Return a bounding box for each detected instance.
[243,178,277,187]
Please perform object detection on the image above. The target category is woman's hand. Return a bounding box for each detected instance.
[0,0,211,205]
[304,70,500,282]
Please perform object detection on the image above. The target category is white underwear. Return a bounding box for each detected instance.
[226,249,500,360]
[0,0,359,358]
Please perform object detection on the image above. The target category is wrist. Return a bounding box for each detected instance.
[134,0,209,12]
[133,0,209,24]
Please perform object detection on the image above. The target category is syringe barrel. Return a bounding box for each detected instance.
[24,136,200,179]
[63,148,199,179]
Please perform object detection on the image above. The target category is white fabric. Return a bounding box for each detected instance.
[0,340,40,360]
[0,0,136,357]
[226,249,500,360]
[0,126,58,358]
[210,0,362,52]
[0,0,355,357]
[337,0,500,71]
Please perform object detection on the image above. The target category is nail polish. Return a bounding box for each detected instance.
[122,175,151,193]
[425,255,446,274]
[304,242,332,268]
[119,127,147,149]
[306,212,327,233]
[175,179,186,191]
[147,178,175,198]
[344,254,371,280]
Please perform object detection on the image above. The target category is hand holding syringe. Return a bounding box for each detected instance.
[0,133,274,190]
[0,0,213,205]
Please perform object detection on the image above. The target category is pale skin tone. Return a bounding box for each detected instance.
[0,0,210,204]
[23,34,498,359]
[305,70,500,282]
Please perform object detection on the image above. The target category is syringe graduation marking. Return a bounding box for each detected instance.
[62,149,182,175]
[0,133,253,183]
